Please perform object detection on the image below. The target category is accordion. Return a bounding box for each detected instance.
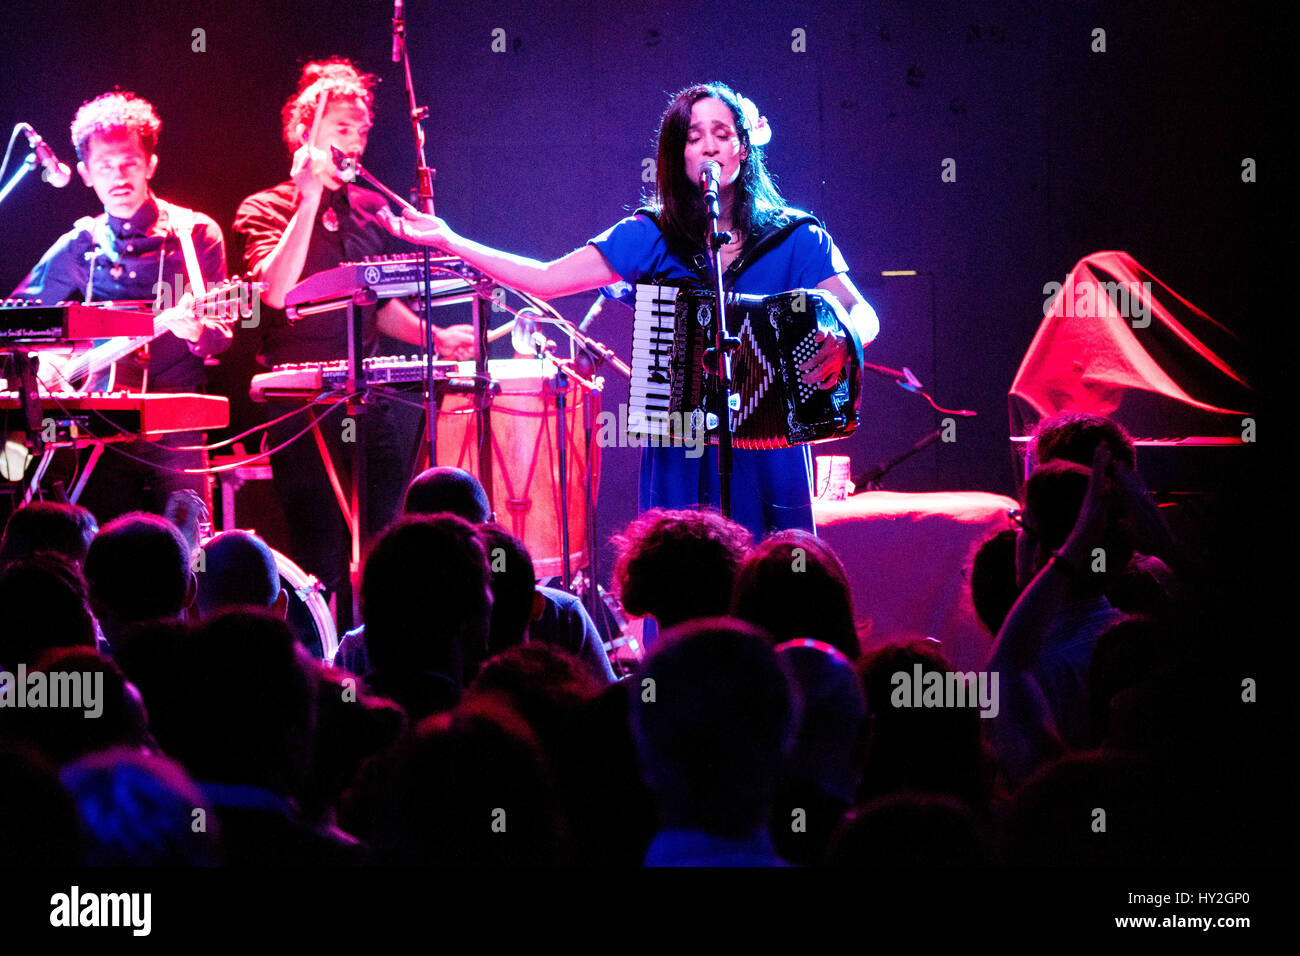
[629,284,862,449]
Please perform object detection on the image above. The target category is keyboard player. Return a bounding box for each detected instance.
[233,57,474,617]
[9,92,230,522]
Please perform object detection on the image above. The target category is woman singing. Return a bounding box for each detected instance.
[380,82,879,538]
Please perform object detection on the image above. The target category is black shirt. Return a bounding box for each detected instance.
[10,195,229,391]
[233,181,408,367]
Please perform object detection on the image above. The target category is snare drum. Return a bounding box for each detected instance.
[198,533,338,664]
[277,547,338,665]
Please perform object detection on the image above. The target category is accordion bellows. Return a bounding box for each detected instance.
[629,284,862,449]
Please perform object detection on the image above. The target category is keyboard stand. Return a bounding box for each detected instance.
[21,437,105,507]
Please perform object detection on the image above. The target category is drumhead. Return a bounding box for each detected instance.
[197,533,338,665]
[452,358,585,393]
[276,548,339,665]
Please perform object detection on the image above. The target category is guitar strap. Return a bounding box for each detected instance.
[156,201,216,510]
[160,199,235,370]
[159,201,207,296]
[73,203,211,392]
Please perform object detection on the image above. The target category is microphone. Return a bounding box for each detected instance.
[511,307,541,355]
[392,0,404,63]
[578,295,604,333]
[698,160,721,212]
[21,124,71,188]
[330,145,358,183]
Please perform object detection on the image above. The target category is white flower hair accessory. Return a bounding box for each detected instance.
[736,94,771,147]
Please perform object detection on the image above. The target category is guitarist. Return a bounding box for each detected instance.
[10,91,230,522]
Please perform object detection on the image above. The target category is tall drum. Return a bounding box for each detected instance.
[437,359,600,579]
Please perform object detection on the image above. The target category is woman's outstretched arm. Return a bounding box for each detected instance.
[379,207,621,300]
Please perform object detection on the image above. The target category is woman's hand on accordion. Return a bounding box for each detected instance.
[799,325,850,390]
[807,273,878,389]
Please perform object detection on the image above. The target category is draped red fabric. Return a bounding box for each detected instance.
[1009,251,1254,441]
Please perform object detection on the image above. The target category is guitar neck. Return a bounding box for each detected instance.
[62,325,161,387]
[59,280,257,386]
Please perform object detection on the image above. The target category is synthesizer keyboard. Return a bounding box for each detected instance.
[0,391,228,439]
[284,254,486,317]
[249,355,461,401]
[0,301,155,343]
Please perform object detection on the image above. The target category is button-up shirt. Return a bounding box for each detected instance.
[10,195,229,391]
[234,181,407,367]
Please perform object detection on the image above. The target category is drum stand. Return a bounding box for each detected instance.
[518,329,599,590]
[552,361,573,588]
[512,307,629,621]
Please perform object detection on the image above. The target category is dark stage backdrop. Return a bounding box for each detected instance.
[0,0,1274,589]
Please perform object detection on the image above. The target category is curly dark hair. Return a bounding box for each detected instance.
[613,508,751,629]
[731,530,860,659]
[1031,411,1137,470]
[280,56,377,153]
[70,92,161,162]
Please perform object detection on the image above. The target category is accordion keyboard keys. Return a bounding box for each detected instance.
[629,284,680,437]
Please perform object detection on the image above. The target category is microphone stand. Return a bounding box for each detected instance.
[0,124,66,211]
[701,168,739,519]
[849,361,978,491]
[516,303,631,381]
[516,322,604,591]
[564,325,621,624]
[853,428,943,490]
[0,155,38,210]
[512,304,621,620]
[391,7,462,487]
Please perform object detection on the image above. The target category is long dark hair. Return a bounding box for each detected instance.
[645,83,785,253]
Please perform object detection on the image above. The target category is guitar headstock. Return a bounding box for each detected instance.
[194,276,268,328]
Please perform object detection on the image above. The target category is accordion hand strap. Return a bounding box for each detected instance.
[633,206,821,288]
[830,292,865,401]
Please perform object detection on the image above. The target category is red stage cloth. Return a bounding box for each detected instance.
[1009,251,1253,441]
[814,491,1019,671]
